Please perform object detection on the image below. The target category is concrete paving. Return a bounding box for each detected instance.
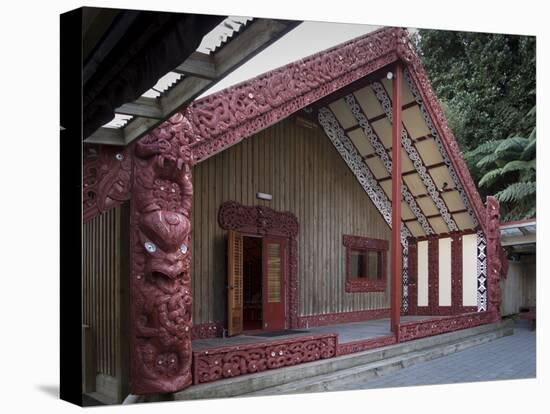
[330,319,536,391]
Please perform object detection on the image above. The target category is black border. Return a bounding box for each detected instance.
[60,7,83,407]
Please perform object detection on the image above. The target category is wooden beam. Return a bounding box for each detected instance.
[214,19,295,75]
[85,19,300,146]
[116,97,163,119]
[391,63,403,335]
[85,127,125,145]
[173,51,217,80]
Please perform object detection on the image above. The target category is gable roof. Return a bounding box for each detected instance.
[170,26,486,236]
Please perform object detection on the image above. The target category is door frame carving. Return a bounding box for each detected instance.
[218,201,299,329]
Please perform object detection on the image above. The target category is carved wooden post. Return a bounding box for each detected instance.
[486,196,502,323]
[129,113,194,395]
[390,61,403,334]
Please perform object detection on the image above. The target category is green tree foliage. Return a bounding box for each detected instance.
[412,30,536,220]
[464,107,535,221]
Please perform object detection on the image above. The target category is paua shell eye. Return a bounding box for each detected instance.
[180,243,188,254]
[144,241,157,253]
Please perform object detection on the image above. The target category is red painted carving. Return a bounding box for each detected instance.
[192,334,337,384]
[398,311,493,342]
[184,27,400,163]
[296,308,390,328]
[129,113,195,395]
[218,200,300,328]
[486,196,502,322]
[83,144,133,222]
[343,234,389,293]
[337,335,396,356]
[191,322,224,340]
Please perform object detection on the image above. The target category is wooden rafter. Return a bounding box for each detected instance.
[85,18,300,146]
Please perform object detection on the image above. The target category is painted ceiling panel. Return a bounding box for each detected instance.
[380,179,392,200]
[402,106,431,139]
[365,156,389,180]
[430,165,456,192]
[402,148,416,173]
[354,87,384,119]
[416,196,439,217]
[328,99,358,129]
[380,77,416,107]
[348,128,375,156]
[371,118,392,148]
[442,191,465,212]
[415,138,444,166]
[453,212,475,230]
[401,201,416,221]
[403,173,426,196]
[406,220,426,237]
[428,216,449,234]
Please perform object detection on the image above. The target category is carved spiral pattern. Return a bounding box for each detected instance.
[193,334,337,384]
[187,28,401,162]
[218,201,300,329]
[317,107,412,247]
[344,93,434,236]
[83,145,133,222]
[371,81,458,232]
[130,113,195,394]
[403,69,479,228]
[398,312,492,342]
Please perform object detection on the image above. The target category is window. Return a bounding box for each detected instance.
[344,235,388,292]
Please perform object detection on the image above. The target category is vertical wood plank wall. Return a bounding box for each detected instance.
[501,258,536,316]
[82,204,130,401]
[191,117,392,325]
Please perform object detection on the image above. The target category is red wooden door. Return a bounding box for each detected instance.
[262,237,286,331]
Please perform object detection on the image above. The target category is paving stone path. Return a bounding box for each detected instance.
[332,320,536,391]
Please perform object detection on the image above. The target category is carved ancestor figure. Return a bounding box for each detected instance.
[83,145,133,223]
[486,196,502,322]
[130,113,194,394]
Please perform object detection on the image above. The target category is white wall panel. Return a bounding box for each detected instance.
[438,238,452,306]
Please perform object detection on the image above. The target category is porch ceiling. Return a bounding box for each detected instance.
[318,70,479,238]
[85,17,300,146]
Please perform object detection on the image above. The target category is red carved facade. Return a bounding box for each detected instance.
[129,113,195,394]
[343,234,388,293]
[185,28,400,163]
[337,335,396,356]
[81,25,503,393]
[398,312,493,342]
[406,231,481,316]
[83,144,133,223]
[192,334,337,384]
[191,322,224,340]
[218,200,300,329]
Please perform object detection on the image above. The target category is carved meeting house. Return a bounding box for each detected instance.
[82,27,506,400]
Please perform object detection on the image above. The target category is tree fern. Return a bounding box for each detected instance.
[478,168,504,188]
[495,182,536,203]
